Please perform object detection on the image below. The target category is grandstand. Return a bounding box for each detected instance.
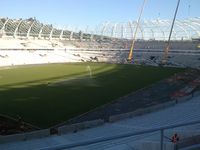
[0,17,200,68]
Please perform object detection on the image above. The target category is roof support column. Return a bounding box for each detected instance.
[27,21,35,39]
[121,25,124,39]
[128,21,134,39]
[69,31,73,40]
[59,28,64,40]
[38,25,44,39]
[101,22,109,40]
[49,28,54,40]
[14,20,23,38]
[111,23,117,38]
[1,19,9,37]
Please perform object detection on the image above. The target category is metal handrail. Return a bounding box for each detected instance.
[39,120,200,150]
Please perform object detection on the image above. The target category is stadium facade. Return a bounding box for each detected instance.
[0,17,200,41]
[98,18,200,40]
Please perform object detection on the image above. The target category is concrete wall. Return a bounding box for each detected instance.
[194,91,200,97]
[139,141,174,150]
[58,119,104,135]
[0,129,50,144]
[109,91,200,123]
[109,101,175,122]
[177,94,192,103]
[178,135,200,149]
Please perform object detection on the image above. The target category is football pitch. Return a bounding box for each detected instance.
[0,63,184,128]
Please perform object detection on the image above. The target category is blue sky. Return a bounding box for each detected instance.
[1,0,200,30]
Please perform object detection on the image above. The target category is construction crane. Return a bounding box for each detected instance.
[162,0,181,64]
[127,0,147,62]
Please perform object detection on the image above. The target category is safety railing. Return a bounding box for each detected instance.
[39,120,200,150]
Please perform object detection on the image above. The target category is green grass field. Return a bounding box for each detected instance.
[0,63,184,128]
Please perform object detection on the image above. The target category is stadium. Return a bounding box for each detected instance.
[0,1,200,149]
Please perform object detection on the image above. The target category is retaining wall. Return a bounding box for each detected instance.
[0,129,50,144]
[58,119,104,135]
[109,90,200,123]
[109,101,176,122]
[139,141,174,150]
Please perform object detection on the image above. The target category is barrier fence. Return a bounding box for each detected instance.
[38,120,200,150]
